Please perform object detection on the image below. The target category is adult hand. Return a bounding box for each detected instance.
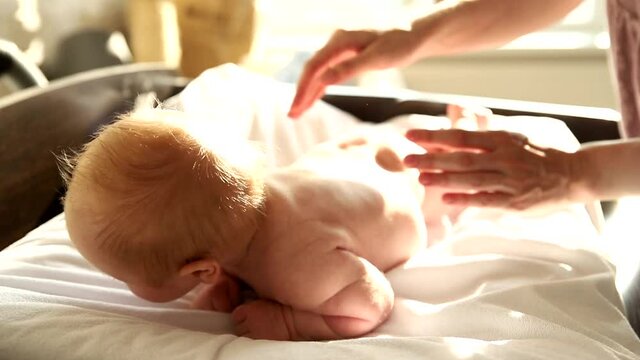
[288,28,421,118]
[403,128,577,210]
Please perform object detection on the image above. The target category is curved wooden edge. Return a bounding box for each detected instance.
[322,86,621,143]
[0,64,180,248]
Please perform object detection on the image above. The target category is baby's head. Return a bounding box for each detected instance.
[63,109,265,302]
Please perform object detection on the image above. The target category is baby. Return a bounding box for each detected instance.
[63,109,435,341]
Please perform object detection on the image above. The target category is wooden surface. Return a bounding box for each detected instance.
[323,86,621,143]
[0,63,178,249]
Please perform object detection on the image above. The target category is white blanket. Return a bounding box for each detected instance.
[1,64,639,360]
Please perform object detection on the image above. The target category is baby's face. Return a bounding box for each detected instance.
[122,272,200,303]
[63,111,265,303]
[80,238,200,303]
[66,202,200,303]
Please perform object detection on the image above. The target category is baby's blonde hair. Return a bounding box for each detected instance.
[62,109,265,286]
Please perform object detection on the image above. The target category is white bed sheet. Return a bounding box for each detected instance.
[1,64,639,360]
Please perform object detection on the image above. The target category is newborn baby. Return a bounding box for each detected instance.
[63,109,433,341]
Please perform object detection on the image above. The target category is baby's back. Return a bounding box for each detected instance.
[232,132,431,340]
[263,132,428,273]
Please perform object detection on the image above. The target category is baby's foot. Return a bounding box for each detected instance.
[375,146,404,172]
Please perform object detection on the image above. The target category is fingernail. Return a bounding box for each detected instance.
[404,155,417,166]
[288,110,299,119]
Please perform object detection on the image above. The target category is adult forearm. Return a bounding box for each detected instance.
[572,139,640,201]
[411,0,583,57]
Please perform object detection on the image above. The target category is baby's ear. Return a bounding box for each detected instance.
[179,258,220,284]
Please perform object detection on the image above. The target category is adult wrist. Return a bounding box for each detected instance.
[566,149,598,203]
[409,16,439,58]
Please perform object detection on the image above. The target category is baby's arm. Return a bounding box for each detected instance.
[309,253,393,337]
[233,242,394,340]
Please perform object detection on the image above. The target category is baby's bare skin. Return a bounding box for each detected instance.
[65,113,448,341]
[218,131,433,340]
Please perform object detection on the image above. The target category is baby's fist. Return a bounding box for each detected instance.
[232,299,293,340]
[192,273,241,313]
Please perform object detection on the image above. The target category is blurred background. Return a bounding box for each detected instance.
[0,0,614,107]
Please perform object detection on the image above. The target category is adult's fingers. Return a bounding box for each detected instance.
[321,28,418,86]
[404,152,502,172]
[406,129,526,152]
[295,46,383,115]
[291,83,327,119]
[447,104,464,126]
[442,191,515,208]
[418,171,518,194]
[475,113,489,131]
[289,30,378,118]
[319,43,385,86]
[289,49,355,118]
[307,30,375,78]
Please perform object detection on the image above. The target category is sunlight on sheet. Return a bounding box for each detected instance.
[444,337,513,358]
[508,310,525,319]
[402,299,447,316]
[602,196,640,293]
[558,263,573,272]
[444,338,488,359]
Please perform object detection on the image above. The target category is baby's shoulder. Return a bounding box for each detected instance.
[256,220,353,298]
[264,220,355,291]
[267,168,389,228]
[267,170,352,203]
[265,219,353,262]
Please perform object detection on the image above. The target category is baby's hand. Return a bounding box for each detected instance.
[232,299,293,340]
[192,272,242,313]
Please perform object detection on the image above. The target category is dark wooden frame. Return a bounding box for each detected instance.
[0,64,181,249]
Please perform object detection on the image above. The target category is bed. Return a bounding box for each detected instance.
[0,63,638,360]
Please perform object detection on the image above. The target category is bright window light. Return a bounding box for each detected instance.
[245,0,609,76]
